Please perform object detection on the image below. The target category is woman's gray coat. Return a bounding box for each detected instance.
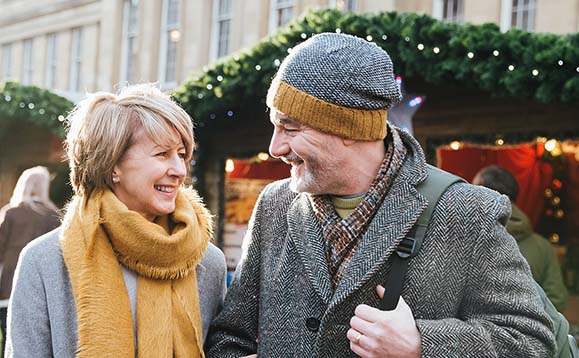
[5,228,227,357]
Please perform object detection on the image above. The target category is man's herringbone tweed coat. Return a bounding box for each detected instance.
[206,129,556,358]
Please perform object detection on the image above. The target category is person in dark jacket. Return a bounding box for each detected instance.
[205,33,556,357]
[473,165,569,312]
[0,166,60,356]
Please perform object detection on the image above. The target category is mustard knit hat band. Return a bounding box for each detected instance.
[267,79,388,141]
[266,33,401,141]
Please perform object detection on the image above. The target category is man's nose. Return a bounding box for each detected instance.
[269,128,289,158]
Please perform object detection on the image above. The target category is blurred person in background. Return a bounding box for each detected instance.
[5,84,226,358]
[473,165,568,312]
[0,166,60,357]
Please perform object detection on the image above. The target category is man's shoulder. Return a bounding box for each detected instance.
[260,178,298,204]
[441,180,508,206]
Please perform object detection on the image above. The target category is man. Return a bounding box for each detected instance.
[473,165,569,312]
[206,33,555,357]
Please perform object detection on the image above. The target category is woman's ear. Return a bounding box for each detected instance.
[112,168,120,184]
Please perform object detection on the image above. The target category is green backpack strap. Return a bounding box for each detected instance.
[380,165,464,311]
[378,167,579,358]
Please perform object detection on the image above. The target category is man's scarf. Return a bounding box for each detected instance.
[310,128,407,288]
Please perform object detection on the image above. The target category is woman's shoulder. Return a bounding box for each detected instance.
[19,227,62,264]
[200,242,226,271]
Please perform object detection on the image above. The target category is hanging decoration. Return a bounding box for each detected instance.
[538,138,569,245]
[0,81,73,137]
[174,9,579,125]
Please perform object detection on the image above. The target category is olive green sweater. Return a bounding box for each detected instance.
[507,204,568,312]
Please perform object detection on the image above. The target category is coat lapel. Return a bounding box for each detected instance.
[287,194,333,306]
[330,147,429,309]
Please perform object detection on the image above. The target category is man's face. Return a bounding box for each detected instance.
[268,111,345,195]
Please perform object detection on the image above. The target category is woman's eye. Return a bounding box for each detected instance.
[156,152,167,157]
[178,152,186,159]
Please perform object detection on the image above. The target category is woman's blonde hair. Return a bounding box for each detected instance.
[65,83,194,197]
[10,166,58,212]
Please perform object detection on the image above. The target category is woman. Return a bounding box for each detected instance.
[0,166,60,356]
[5,84,227,358]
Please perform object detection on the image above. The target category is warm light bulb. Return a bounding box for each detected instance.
[544,139,557,152]
[225,159,235,173]
[257,152,269,161]
[450,141,462,150]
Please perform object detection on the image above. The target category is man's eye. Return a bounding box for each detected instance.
[284,127,298,133]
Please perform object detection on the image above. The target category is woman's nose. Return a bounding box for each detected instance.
[168,154,187,178]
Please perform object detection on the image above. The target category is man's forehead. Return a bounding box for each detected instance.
[270,111,301,126]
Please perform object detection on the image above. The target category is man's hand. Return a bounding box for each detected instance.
[240,355,257,358]
[347,285,421,358]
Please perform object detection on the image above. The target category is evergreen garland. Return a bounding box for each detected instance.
[174,9,579,125]
[0,81,73,137]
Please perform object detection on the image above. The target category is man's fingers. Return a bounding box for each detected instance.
[348,329,372,358]
[396,295,410,311]
[376,285,411,312]
[376,284,386,299]
[349,315,373,334]
[354,303,382,322]
[350,340,372,357]
[346,328,361,343]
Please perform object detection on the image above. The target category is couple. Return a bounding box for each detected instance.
[5,33,556,357]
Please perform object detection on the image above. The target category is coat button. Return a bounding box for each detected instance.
[305,317,320,332]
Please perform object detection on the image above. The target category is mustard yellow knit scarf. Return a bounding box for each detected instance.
[60,188,212,358]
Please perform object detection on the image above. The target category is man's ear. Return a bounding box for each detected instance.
[342,138,356,146]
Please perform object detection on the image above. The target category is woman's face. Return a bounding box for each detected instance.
[112,126,187,221]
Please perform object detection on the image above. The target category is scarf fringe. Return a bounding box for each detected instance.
[117,256,199,280]
[61,186,211,357]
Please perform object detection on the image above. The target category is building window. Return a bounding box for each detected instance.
[1,44,11,80]
[69,28,82,92]
[159,0,180,86]
[511,0,536,31]
[433,0,463,23]
[269,0,295,34]
[212,0,232,59]
[45,33,57,88]
[501,0,536,31]
[22,39,33,85]
[331,0,357,12]
[121,0,139,84]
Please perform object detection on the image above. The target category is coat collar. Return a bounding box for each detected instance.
[287,195,334,306]
[286,128,430,308]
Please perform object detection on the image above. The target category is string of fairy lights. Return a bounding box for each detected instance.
[178,19,579,124]
[0,82,73,136]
